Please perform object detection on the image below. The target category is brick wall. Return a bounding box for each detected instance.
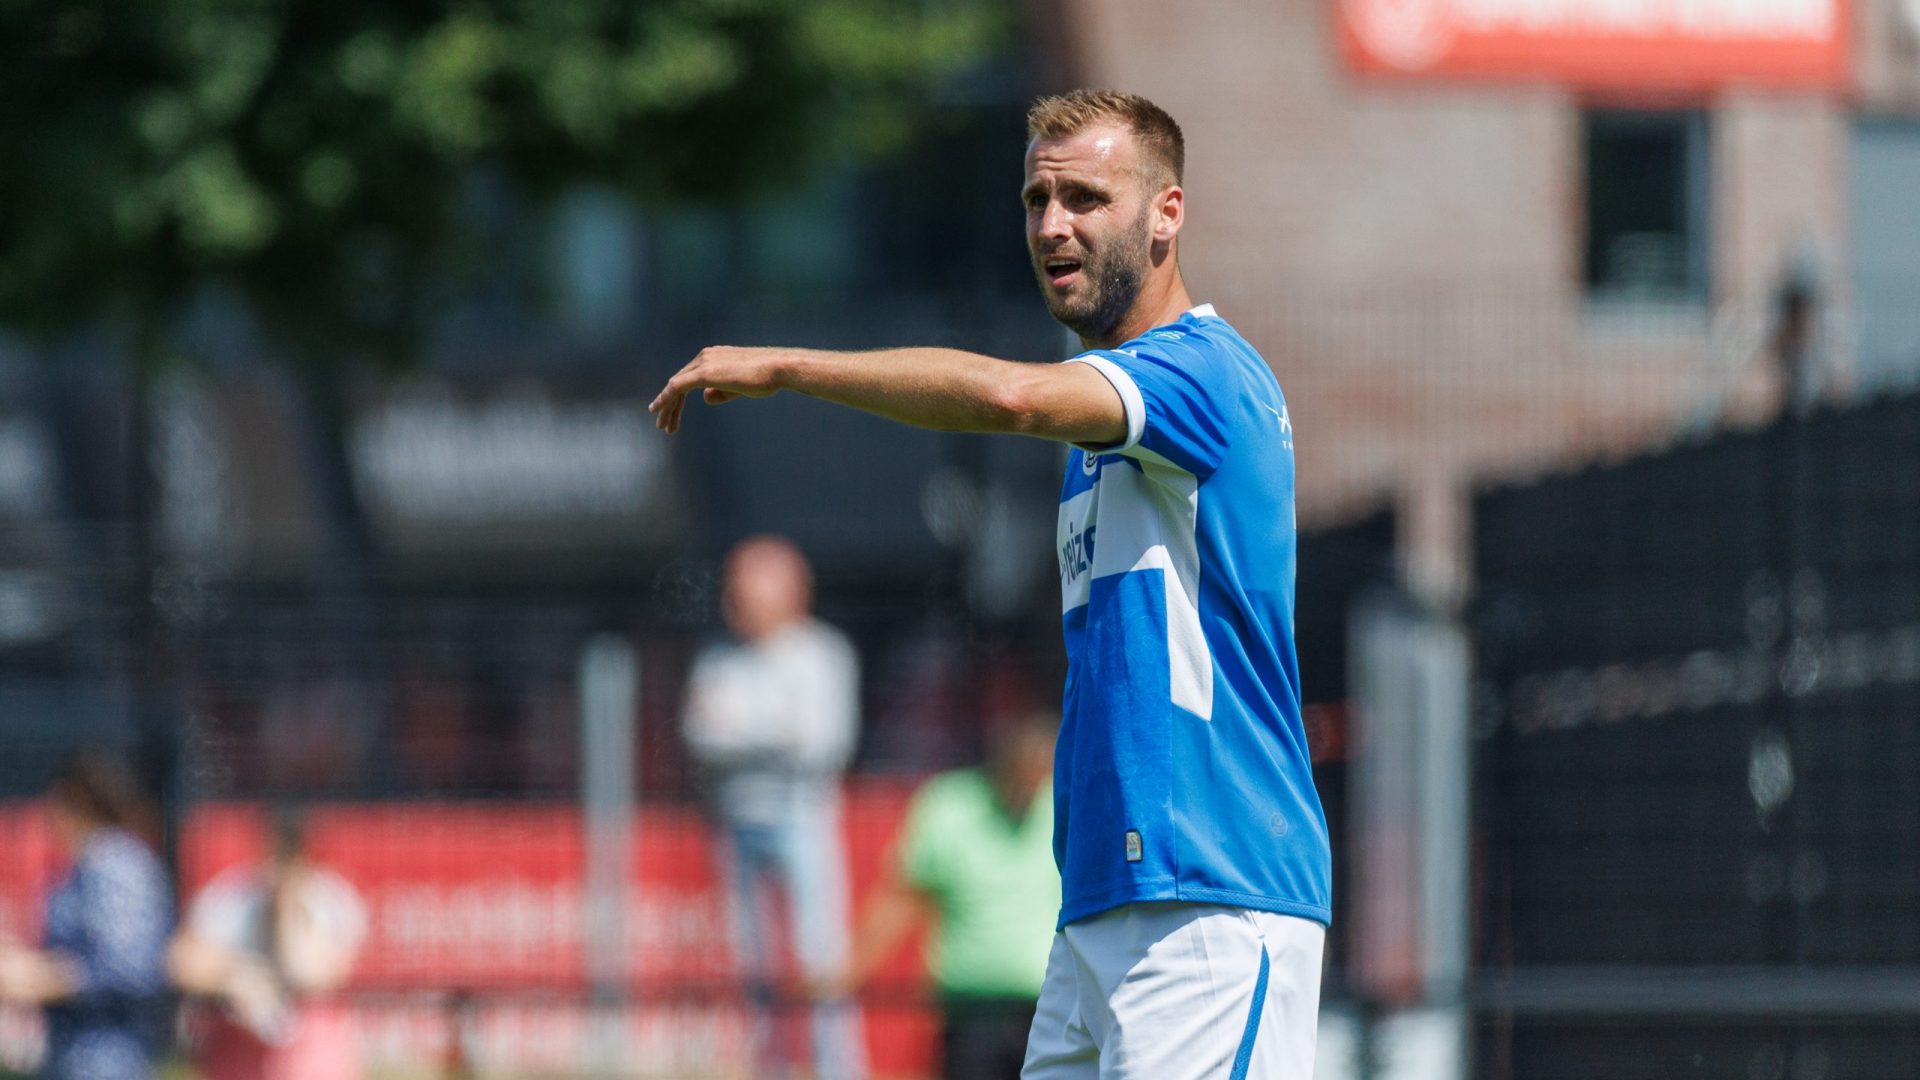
[1054,0,1905,594]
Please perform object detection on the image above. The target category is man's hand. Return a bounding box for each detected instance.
[223,958,293,1043]
[649,347,789,434]
[803,966,863,1004]
[0,944,31,1002]
[0,945,76,1005]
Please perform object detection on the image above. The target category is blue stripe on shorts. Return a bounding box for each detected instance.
[1227,944,1272,1080]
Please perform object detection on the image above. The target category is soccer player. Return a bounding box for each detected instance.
[651,89,1330,1079]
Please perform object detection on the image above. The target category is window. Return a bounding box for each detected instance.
[1583,110,1711,303]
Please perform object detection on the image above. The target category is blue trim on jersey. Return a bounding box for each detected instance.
[1229,944,1272,1080]
[1051,882,1331,930]
[1175,889,1332,926]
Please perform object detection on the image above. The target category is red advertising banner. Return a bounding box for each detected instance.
[1339,0,1852,92]
[0,805,56,947]
[0,785,940,1076]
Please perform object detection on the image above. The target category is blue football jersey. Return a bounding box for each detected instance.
[1052,304,1331,929]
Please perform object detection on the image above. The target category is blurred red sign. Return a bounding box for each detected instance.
[1,785,936,1076]
[176,790,922,993]
[1339,0,1852,92]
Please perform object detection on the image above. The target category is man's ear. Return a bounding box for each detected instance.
[1154,185,1185,243]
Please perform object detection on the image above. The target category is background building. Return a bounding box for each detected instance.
[1060,0,1920,599]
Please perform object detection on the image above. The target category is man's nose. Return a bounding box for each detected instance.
[1037,201,1072,242]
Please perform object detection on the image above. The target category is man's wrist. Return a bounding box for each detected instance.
[769,348,810,393]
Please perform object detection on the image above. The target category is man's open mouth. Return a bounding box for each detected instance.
[1044,257,1083,286]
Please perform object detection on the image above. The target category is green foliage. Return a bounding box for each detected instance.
[0,0,1013,362]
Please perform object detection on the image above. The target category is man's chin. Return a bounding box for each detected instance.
[1042,295,1096,332]
[1052,308,1121,344]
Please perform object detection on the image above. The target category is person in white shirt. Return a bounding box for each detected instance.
[682,535,864,1080]
[169,807,368,1080]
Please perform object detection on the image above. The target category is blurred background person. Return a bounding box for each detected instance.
[0,752,173,1080]
[169,805,368,1080]
[823,712,1060,1080]
[682,534,865,1080]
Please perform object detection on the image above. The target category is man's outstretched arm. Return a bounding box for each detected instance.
[648,345,1127,447]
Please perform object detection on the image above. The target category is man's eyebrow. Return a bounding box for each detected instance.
[1022,177,1113,203]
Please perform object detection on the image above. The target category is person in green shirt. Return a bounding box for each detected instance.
[824,713,1060,1079]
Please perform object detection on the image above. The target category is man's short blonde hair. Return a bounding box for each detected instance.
[1026,89,1185,191]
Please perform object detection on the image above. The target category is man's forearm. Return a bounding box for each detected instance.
[774,347,1040,435]
[840,880,933,992]
[0,947,79,1004]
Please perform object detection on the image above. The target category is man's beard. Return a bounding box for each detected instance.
[1038,208,1152,344]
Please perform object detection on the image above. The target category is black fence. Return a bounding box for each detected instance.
[1471,389,1920,1075]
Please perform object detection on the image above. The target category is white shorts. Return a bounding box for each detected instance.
[1021,902,1325,1080]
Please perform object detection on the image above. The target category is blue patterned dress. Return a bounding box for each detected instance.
[39,829,173,1080]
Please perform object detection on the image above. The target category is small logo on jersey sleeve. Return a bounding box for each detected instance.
[1124,829,1143,863]
[1081,451,1101,476]
[1260,400,1294,450]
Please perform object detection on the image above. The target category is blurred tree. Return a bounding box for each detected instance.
[0,0,1011,362]
[0,0,1013,820]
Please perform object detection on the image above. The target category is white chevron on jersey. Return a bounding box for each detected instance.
[1056,450,1211,720]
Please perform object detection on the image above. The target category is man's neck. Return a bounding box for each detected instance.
[738,615,806,646]
[992,782,1039,824]
[1081,270,1193,351]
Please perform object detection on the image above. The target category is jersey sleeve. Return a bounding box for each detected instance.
[68,842,172,1003]
[787,625,860,774]
[186,871,252,946]
[1065,334,1234,478]
[679,646,764,768]
[894,781,950,900]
